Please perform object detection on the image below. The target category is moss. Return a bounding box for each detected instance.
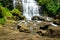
[11,9,22,16]
[0,18,5,24]
[1,7,13,18]
[11,9,24,20]
[0,6,13,19]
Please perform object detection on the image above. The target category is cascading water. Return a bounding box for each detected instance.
[13,0,16,8]
[22,0,40,20]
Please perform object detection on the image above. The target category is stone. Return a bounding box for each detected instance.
[39,21,51,30]
[17,20,42,33]
[45,17,54,22]
[37,30,47,36]
[53,19,60,25]
[17,20,30,32]
[55,14,60,19]
[17,20,60,37]
[48,26,60,36]
[31,16,45,21]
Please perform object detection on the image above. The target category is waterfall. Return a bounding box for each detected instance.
[22,0,40,20]
[13,0,40,20]
[13,0,16,8]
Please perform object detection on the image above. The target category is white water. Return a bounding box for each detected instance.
[22,0,40,20]
[50,22,58,27]
[13,0,16,8]
[13,0,40,20]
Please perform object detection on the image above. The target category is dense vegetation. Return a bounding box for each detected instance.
[0,0,60,24]
[37,0,60,16]
[0,0,23,24]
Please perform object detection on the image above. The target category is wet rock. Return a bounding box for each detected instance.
[17,20,30,32]
[31,16,45,21]
[36,21,58,36]
[45,17,54,22]
[35,21,51,36]
[39,22,51,30]
[31,16,54,22]
[40,25,49,30]
[37,25,60,37]
[37,30,47,36]
[48,26,60,37]
[17,20,60,37]
[19,16,26,20]
[17,20,42,33]
[55,14,60,19]
[53,19,60,25]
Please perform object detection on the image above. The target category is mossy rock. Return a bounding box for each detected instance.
[11,9,22,17]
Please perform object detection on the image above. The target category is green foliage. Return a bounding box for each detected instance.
[0,3,2,6]
[46,0,59,15]
[0,6,13,18]
[37,0,60,16]
[2,7,13,18]
[11,9,22,16]
[0,18,5,24]
[0,0,2,6]
[11,9,25,20]
[0,0,23,23]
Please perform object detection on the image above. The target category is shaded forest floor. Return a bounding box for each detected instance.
[0,20,60,40]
